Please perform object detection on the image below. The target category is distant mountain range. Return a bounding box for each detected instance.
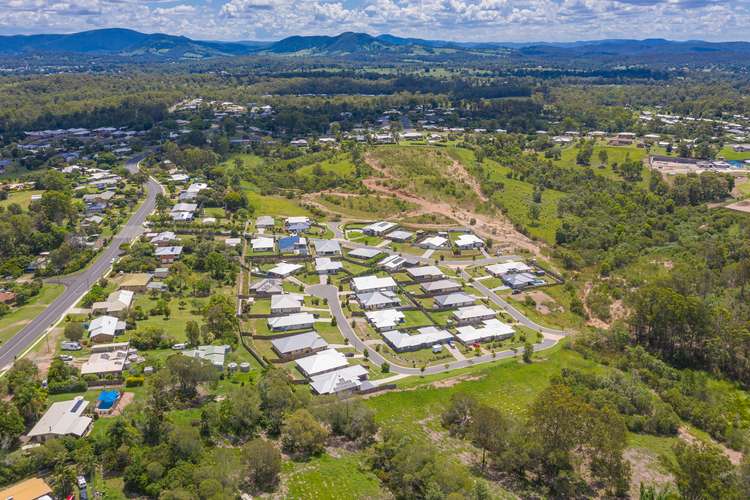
[2,28,750,65]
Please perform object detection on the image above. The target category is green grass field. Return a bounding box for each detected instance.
[0,284,65,344]
[718,146,750,161]
[297,154,356,178]
[547,142,651,187]
[282,452,387,500]
[0,190,44,209]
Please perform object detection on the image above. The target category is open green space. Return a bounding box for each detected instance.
[0,284,65,344]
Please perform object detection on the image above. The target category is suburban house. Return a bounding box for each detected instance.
[271,331,328,361]
[455,234,484,250]
[91,290,134,318]
[295,348,349,377]
[268,262,304,278]
[434,292,476,309]
[251,236,275,253]
[365,308,405,331]
[278,235,307,255]
[285,216,311,232]
[378,254,406,272]
[250,278,284,296]
[420,279,461,296]
[387,230,414,242]
[81,348,129,377]
[362,220,397,236]
[170,202,198,221]
[485,261,531,277]
[155,246,183,264]
[310,365,369,395]
[312,239,341,256]
[225,237,242,248]
[456,319,514,345]
[407,265,444,281]
[0,291,17,304]
[348,247,382,260]
[119,272,152,292]
[357,290,400,310]
[351,275,398,294]
[502,272,543,290]
[256,215,275,229]
[418,235,449,249]
[315,257,343,274]
[88,315,126,343]
[271,293,304,315]
[154,267,169,279]
[0,477,53,500]
[383,327,453,352]
[268,312,315,331]
[150,231,179,246]
[26,396,92,442]
[182,345,231,370]
[453,304,497,325]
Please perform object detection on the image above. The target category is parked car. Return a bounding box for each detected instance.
[61,341,82,351]
[171,343,187,350]
[77,475,87,489]
[59,355,73,362]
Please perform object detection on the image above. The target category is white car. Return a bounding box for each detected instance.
[59,354,73,362]
[61,341,82,351]
[171,343,187,350]
[77,475,87,489]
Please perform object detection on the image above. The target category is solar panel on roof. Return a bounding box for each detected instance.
[71,399,84,413]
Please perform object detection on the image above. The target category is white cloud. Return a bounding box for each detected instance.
[0,0,749,42]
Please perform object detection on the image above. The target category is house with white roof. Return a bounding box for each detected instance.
[271,294,304,315]
[362,221,397,236]
[88,315,126,343]
[26,397,92,442]
[268,312,315,331]
[418,235,449,249]
[351,275,397,293]
[225,237,242,248]
[455,234,484,250]
[251,236,275,253]
[407,266,444,282]
[382,327,453,352]
[150,231,179,247]
[348,247,382,260]
[268,262,304,278]
[387,230,414,242]
[315,257,343,274]
[295,348,349,377]
[378,254,406,271]
[182,345,231,370]
[271,331,328,361]
[81,349,129,376]
[365,308,405,331]
[256,215,275,228]
[310,365,369,395]
[485,261,531,277]
[453,304,496,324]
[456,319,514,345]
[91,290,134,318]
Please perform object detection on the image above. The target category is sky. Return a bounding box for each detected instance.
[0,0,749,43]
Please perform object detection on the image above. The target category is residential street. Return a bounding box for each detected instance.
[0,153,160,372]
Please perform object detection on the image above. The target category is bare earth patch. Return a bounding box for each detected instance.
[725,199,750,213]
[431,374,484,388]
[25,326,64,378]
[108,392,135,417]
[624,448,674,499]
[678,426,744,465]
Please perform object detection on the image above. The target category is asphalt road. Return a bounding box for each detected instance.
[309,283,563,376]
[0,153,160,371]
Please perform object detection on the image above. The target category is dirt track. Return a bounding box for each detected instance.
[362,153,542,255]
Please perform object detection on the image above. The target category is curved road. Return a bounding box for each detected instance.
[0,153,160,372]
[309,283,564,376]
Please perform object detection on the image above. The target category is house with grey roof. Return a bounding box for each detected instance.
[407,265,444,281]
[453,304,496,324]
[256,215,275,228]
[501,272,543,290]
[27,397,92,442]
[268,312,315,331]
[295,348,349,377]
[312,239,341,256]
[420,279,461,296]
[434,292,476,309]
[310,365,368,395]
[271,331,328,361]
[315,257,343,274]
[382,327,453,352]
[357,290,400,310]
[387,230,414,242]
[250,278,283,296]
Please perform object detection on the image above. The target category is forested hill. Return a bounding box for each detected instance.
[4,29,750,66]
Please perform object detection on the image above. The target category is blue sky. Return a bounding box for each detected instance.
[0,1,748,42]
